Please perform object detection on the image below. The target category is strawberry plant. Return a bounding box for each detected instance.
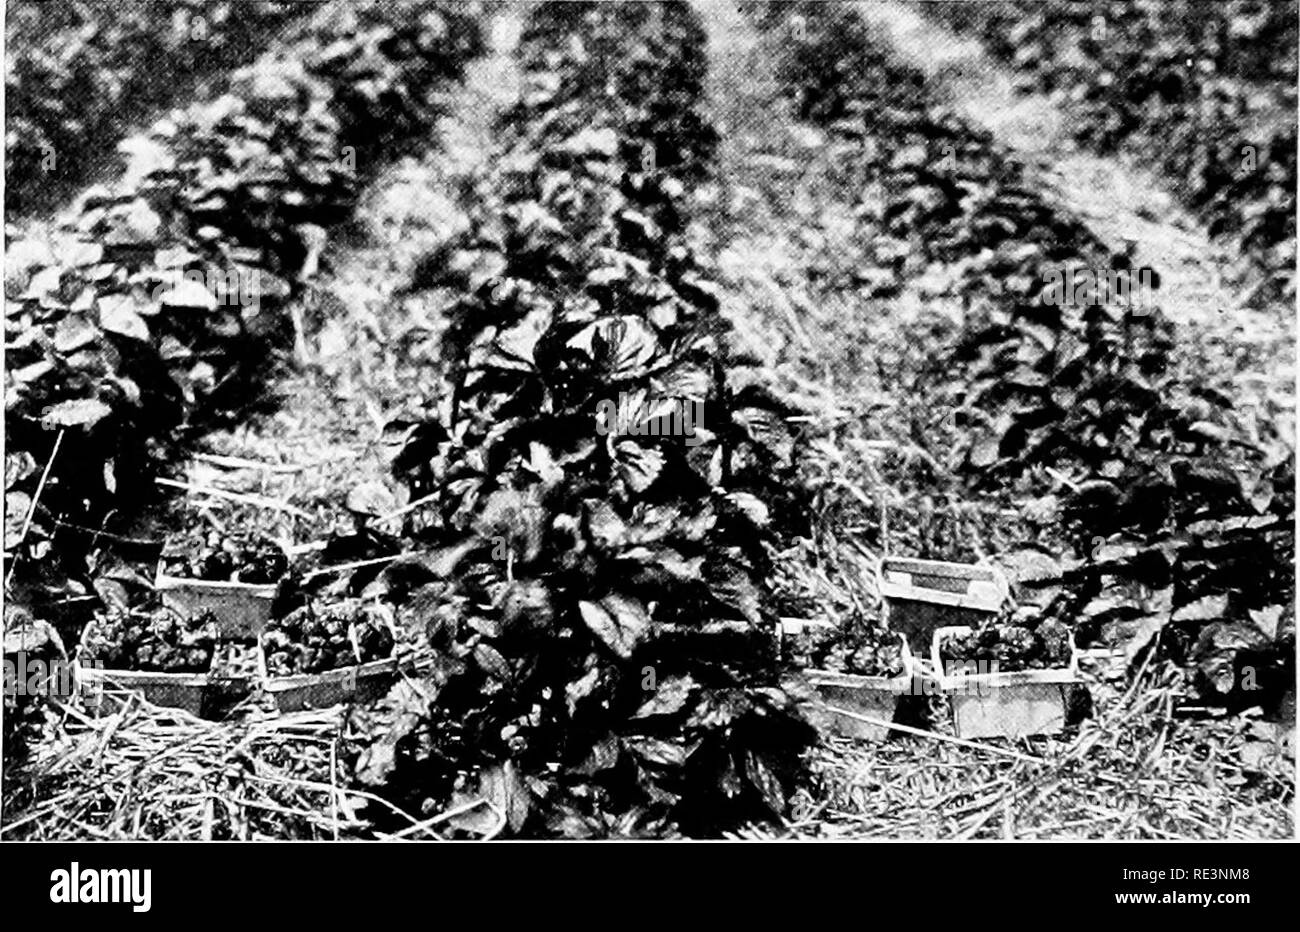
[928,0,1297,303]
[4,1,309,217]
[764,4,1175,475]
[760,2,1294,710]
[344,2,817,838]
[3,2,485,617]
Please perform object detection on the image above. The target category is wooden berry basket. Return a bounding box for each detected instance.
[154,561,282,640]
[878,557,1008,654]
[76,662,211,716]
[75,648,253,718]
[258,620,399,713]
[778,619,914,742]
[931,625,1078,740]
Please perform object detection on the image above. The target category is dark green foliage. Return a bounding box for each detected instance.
[757,2,1294,709]
[927,0,1297,302]
[348,3,816,839]
[4,1,308,216]
[3,3,484,607]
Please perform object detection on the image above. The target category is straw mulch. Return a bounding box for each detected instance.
[757,659,1295,840]
[0,697,442,841]
[4,651,1291,840]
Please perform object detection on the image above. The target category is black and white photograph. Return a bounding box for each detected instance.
[0,0,1295,885]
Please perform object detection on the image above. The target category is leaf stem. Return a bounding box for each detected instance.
[6,428,65,589]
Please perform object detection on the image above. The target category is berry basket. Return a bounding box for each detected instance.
[76,661,212,716]
[778,619,914,742]
[931,625,1078,740]
[259,613,399,713]
[878,557,1008,654]
[74,609,256,718]
[75,646,253,718]
[154,559,283,640]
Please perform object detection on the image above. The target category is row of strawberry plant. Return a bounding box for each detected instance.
[755,2,1293,711]
[4,1,310,217]
[760,2,1180,486]
[3,3,485,619]
[344,1,816,838]
[923,0,1296,304]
